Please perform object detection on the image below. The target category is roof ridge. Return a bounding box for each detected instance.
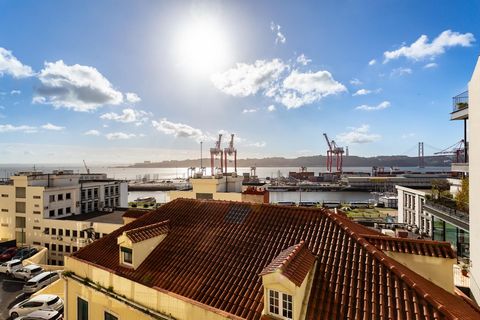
[125,219,169,236]
[362,234,453,246]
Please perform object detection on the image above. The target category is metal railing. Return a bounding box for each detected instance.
[425,199,469,225]
[452,91,469,112]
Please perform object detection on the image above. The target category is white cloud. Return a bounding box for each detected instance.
[424,62,438,69]
[337,125,381,144]
[125,92,141,103]
[105,132,136,140]
[42,123,65,131]
[242,108,257,114]
[152,118,206,142]
[368,59,377,66]
[355,101,391,111]
[278,70,347,109]
[391,67,412,77]
[248,141,266,148]
[84,129,101,136]
[34,60,123,112]
[10,90,21,95]
[212,59,345,109]
[350,78,362,86]
[0,47,34,78]
[384,30,475,62]
[270,22,286,44]
[211,59,288,97]
[100,108,150,123]
[267,104,276,112]
[353,89,372,96]
[296,54,311,66]
[0,124,37,133]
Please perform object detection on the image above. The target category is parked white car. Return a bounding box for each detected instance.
[0,259,22,275]
[17,310,63,320]
[23,271,60,294]
[9,294,63,319]
[12,264,44,281]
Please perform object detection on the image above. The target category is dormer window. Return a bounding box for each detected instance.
[268,290,292,319]
[117,220,170,269]
[121,247,133,265]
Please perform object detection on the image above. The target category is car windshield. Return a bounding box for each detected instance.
[47,296,60,305]
[25,281,37,286]
[31,267,42,272]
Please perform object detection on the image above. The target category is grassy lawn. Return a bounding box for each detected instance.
[345,208,397,219]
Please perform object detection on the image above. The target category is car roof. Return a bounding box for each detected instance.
[7,259,22,264]
[28,294,58,302]
[24,264,41,270]
[28,271,56,282]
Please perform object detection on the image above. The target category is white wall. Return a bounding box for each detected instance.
[468,56,480,301]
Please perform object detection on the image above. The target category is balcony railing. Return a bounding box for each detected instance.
[424,199,469,230]
[452,91,469,113]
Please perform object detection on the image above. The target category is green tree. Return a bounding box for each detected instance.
[456,177,469,212]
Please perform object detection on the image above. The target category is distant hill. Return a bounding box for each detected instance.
[125,155,452,168]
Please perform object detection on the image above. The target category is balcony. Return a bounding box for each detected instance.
[451,91,469,120]
[451,162,469,173]
[424,198,469,231]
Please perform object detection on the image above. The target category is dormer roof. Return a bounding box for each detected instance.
[260,241,315,286]
[125,220,169,243]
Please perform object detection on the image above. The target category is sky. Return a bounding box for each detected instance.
[0,0,479,164]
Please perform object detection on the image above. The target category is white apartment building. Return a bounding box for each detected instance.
[396,186,431,236]
[0,171,128,265]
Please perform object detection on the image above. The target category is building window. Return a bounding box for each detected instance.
[66,192,71,200]
[268,290,293,320]
[1,194,8,197]
[66,246,71,253]
[59,229,63,236]
[58,208,63,216]
[16,202,26,213]
[105,311,118,320]
[77,297,88,320]
[49,210,55,217]
[80,231,85,238]
[73,230,78,237]
[66,229,71,237]
[15,216,26,228]
[1,209,8,212]
[58,245,63,252]
[33,195,41,199]
[33,241,41,245]
[49,195,55,202]
[45,243,49,250]
[66,207,71,214]
[44,228,50,235]
[15,187,26,199]
[33,226,41,230]
[58,194,64,201]
[269,290,279,315]
[33,211,41,214]
[73,246,78,252]
[51,244,56,251]
[52,228,56,236]
[121,247,133,265]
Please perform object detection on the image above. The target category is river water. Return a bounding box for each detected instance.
[0,165,447,204]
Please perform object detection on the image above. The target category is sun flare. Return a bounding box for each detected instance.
[174,18,231,76]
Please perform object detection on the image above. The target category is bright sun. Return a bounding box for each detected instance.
[174,18,231,76]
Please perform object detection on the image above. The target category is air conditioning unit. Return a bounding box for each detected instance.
[51,236,57,240]
[57,237,63,241]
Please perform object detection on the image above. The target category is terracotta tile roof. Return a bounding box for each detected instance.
[260,241,316,287]
[125,220,169,243]
[72,199,480,320]
[122,209,151,219]
[363,234,457,259]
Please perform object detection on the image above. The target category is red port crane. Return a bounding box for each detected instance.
[434,139,466,163]
[323,133,344,172]
[224,134,237,174]
[210,134,223,175]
